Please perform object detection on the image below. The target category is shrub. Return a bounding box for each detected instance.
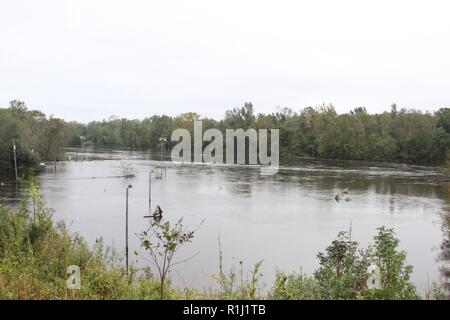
[363,227,419,299]
[314,227,419,300]
[271,271,320,300]
[211,236,264,300]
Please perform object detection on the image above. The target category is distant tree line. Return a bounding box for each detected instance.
[1,100,450,172]
[0,100,79,172]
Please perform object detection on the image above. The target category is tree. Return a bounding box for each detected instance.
[224,102,255,129]
[436,108,450,133]
[314,230,370,299]
[314,227,419,300]
[365,227,419,299]
[138,218,202,299]
[9,100,28,118]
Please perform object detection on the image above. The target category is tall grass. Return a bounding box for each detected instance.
[0,179,178,299]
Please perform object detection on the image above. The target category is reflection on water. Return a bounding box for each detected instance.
[434,183,450,297]
[1,147,449,293]
[440,212,450,294]
[0,174,21,207]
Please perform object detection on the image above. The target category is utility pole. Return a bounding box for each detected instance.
[125,184,133,275]
[149,170,153,210]
[12,140,18,181]
[54,146,58,172]
[159,137,167,178]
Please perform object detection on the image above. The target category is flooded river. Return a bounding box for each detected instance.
[1,147,449,293]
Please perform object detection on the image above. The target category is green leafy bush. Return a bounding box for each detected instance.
[271,271,320,300]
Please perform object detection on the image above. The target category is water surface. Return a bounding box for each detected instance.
[1,147,448,293]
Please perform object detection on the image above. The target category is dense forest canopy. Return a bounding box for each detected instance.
[1,100,449,172]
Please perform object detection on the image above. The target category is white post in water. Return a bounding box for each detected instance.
[125,184,132,275]
[13,140,18,181]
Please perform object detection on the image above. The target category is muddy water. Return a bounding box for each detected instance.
[1,147,448,293]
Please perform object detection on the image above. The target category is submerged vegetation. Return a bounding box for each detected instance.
[0,181,448,300]
[1,100,450,174]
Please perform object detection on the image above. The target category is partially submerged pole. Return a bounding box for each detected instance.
[54,147,57,172]
[149,171,152,209]
[159,137,167,179]
[161,141,164,177]
[125,184,132,275]
[12,140,18,181]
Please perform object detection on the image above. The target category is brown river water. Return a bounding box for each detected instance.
[1,147,449,293]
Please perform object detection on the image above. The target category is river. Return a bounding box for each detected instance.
[0,147,448,294]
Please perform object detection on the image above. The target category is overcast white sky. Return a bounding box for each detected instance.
[1,0,449,122]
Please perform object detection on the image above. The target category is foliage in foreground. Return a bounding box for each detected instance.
[272,228,421,300]
[138,217,203,300]
[0,180,180,299]
[206,236,264,300]
[0,181,447,300]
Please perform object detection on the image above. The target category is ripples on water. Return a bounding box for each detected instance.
[1,147,449,294]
